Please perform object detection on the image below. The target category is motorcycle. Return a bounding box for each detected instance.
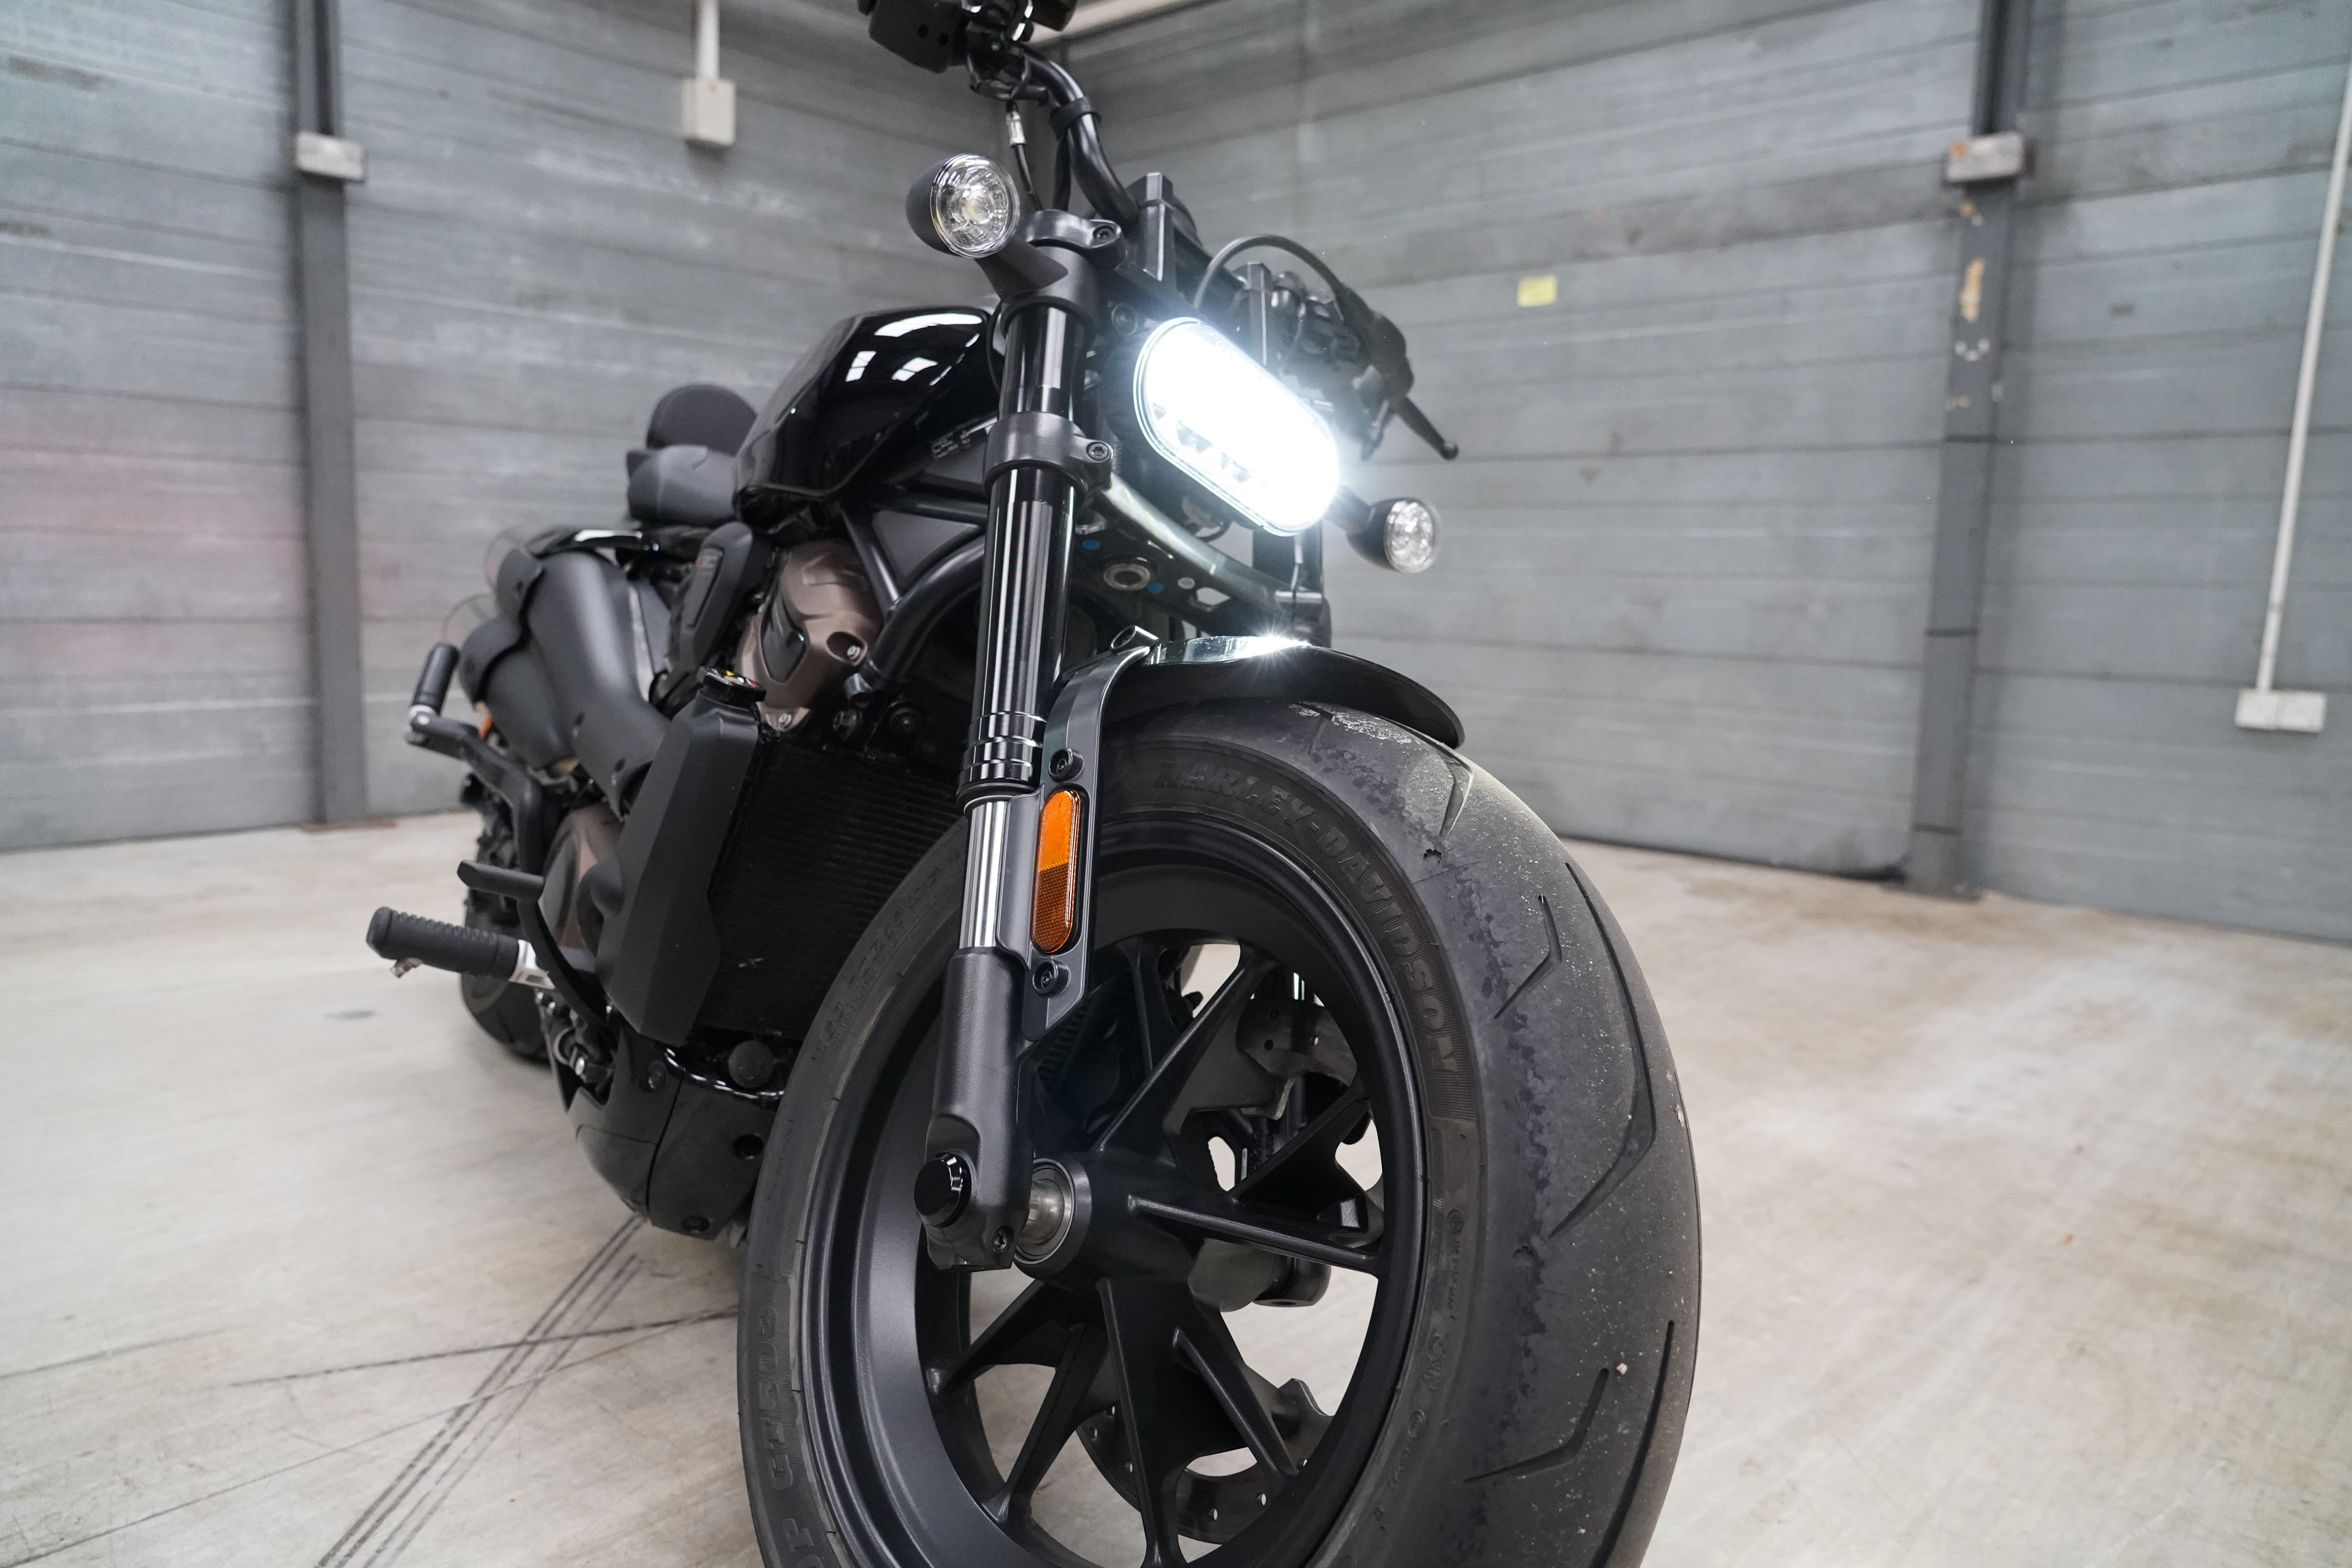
[364,4,1699,1564]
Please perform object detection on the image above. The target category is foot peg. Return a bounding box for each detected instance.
[366,907,551,989]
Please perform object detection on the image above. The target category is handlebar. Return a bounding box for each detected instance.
[408,641,459,727]
[863,0,1455,461]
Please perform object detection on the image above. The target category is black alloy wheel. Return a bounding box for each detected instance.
[808,819,1420,1568]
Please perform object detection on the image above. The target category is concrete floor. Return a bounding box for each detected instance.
[2,813,2347,1568]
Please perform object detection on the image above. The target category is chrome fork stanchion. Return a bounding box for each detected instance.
[923,290,1091,1265]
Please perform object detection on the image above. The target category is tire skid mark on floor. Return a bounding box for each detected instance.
[227,1308,736,1387]
[316,1216,645,1568]
[366,1255,644,1568]
[0,1313,696,1568]
[0,1330,222,1384]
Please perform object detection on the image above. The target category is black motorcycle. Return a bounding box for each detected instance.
[365,4,1697,1564]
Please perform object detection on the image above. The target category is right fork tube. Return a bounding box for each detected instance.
[928,301,1089,1263]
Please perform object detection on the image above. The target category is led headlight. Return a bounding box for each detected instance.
[907,154,1017,258]
[1131,318,1339,535]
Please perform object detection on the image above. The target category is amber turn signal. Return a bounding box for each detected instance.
[1031,788,1084,954]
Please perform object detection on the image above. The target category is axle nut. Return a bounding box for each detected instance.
[913,1152,972,1228]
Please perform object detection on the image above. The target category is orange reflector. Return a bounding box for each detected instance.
[1031,788,1084,954]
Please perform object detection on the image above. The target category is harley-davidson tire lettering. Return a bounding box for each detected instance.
[779,1514,827,1566]
[767,1439,793,1488]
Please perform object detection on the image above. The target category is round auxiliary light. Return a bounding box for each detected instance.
[908,154,1018,258]
[1372,498,1440,573]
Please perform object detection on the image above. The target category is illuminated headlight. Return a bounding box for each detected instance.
[1132,319,1339,535]
[907,154,1017,258]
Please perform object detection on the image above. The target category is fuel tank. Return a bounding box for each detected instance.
[733,306,994,523]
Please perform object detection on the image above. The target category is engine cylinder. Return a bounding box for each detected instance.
[737,539,883,731]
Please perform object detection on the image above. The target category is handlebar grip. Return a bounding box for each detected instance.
[1396,397,1459,461]
[410,643,460,724]
[367,906,520,981]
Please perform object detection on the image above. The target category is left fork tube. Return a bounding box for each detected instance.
[959,466,1071,816]
[929,301,1089,1264]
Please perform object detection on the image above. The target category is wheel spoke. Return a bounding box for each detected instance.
[1095,951,1279,1156]
[1119,937,1184,1085]
[992,1317,1109,1521]
[1173,1310,1298,1482]
[935,1279,1080,1395]
[1099,1277,1236,1568]
[1131,1195,1379,1273]
[1232,1082,1370,1218]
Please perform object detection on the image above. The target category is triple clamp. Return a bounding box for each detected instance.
[984,410,1115,499]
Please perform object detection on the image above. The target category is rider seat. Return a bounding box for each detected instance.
[625,383,758,529]
[644,383,758,456]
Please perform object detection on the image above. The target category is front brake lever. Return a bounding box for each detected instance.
[1394,395,1459,461]
[1330,284,1456,460]
[1331,283,1410,392]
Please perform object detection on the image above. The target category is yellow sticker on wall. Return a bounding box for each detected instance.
[1517,274,1558,308]
[1958,256,1985,323]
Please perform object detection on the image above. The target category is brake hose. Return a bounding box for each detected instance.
[1020,49,1138,226]
[1189,234,1351,312]
[1189,235,1461,461]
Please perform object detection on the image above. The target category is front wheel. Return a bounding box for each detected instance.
[740,701,1698,1568]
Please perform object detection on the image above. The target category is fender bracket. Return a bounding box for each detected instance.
[1020,639,1154,1038]
[1015,633,1462,1038]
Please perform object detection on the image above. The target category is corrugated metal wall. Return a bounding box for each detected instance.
[1974,0,2351,940]
[6,0,2343,942]
[1073,0,1984,874]
[0,0,984,845]
[1071,0,2351,941]
[3,0,312,845]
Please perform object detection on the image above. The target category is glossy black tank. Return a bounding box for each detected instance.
[733,306,994,523]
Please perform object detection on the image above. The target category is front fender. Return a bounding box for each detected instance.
[1100,635,1463,750]
[1007,635,1460,1042]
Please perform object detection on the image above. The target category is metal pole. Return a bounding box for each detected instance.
[1904,0,2031,895]
[694,0,720,82]
[292,0,369,823]
[2252,50,2352,696]
[1042,0,1220,41]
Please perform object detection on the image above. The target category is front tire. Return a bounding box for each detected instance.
[740,701,1697,1568]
